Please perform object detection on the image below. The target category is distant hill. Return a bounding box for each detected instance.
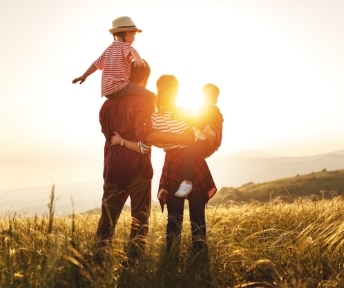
[0,180,103,216]
[209,168,344,204]
[229,150,275,158]
[207,151,344,189]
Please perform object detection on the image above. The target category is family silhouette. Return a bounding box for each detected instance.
[72,16,223,271]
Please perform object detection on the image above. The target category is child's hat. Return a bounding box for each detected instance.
[109,16,142,34]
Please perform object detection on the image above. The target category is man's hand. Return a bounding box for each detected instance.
[111,131,123,146]
[179,130,195,146]
[72,76,87,84]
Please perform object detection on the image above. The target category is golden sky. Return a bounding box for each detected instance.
[0,0,344,184]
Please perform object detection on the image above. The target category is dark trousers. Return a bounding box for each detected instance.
[105,82,155,99]
[183,139,212,181]
[96,174,151,257]
[166,192,207,253]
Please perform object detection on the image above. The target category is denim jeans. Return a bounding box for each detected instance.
[166,192,207,253]
[183,139,212,181]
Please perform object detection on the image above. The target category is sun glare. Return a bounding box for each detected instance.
[176,88,203,112]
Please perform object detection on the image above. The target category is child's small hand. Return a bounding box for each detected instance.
[133,59,146,67]
[72,76,87,84]
[111,131,123,146]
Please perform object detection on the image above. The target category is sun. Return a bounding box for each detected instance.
[175,86,203,112]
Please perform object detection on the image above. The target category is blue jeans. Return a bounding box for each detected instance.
[183,139,212,181]
[166,192,207,253]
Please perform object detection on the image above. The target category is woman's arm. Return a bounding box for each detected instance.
[174,108,208,130]
[111,132,141,153]
[179,113,208,130]
[111,129,195,154]
[145,130,194,146]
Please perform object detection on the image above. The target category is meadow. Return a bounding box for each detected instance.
[1,188,344,287]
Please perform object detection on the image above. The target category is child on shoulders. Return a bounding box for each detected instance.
[72,16,154,99]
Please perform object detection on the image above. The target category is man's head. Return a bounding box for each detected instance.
[129,60,151,87]
[201,83,220,105]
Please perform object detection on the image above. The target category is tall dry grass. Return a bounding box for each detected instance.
[1,189,344,287]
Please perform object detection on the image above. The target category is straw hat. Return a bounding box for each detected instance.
[109,16,142,34]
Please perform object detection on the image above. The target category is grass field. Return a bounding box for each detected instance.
[1,186,344,287]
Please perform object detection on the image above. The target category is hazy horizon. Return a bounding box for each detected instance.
[1,148,344,215]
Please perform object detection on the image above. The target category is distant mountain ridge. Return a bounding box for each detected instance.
[207,150,344,190]
[229,150,275,158]
[0,180,102,216]
[0,149,343,215]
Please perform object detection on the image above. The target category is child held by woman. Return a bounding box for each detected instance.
[175,84,224,197]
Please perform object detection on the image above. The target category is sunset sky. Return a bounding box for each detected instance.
[1,0,344,195]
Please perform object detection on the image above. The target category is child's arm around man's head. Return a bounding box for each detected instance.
[130,47,146,67]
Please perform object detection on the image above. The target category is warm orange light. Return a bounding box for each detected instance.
[176,89,203,112]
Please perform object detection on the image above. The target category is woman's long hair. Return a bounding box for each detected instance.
[156,75,179,115]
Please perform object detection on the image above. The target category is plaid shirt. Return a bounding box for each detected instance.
[158,148,217,211]
[99,95,155,183]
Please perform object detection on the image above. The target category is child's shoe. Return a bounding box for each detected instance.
[175,181,192,198]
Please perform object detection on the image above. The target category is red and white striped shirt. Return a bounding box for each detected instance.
[94,41,132,97]
[151,111,191,151]
[138,108,197,154]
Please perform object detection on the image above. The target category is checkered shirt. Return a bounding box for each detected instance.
[99,95,155,183]
[158,147,217,211]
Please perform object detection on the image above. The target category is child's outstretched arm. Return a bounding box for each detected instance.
[72,63,97,84]
[130,48,146,67]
